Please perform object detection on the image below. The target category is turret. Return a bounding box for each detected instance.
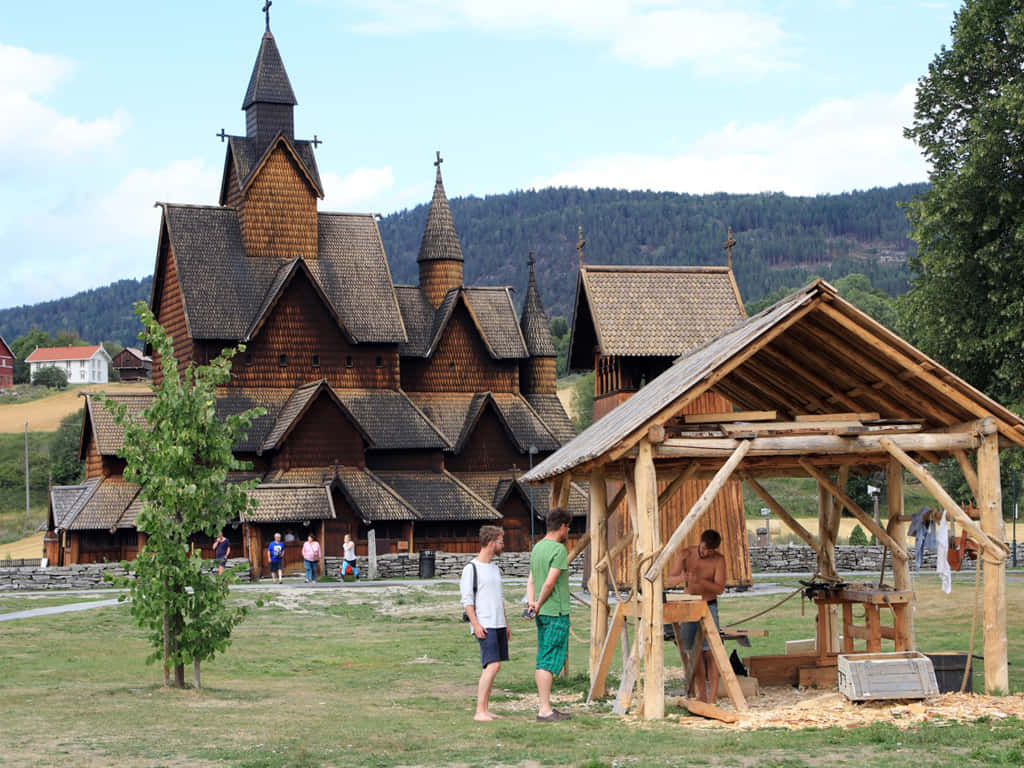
[417,152,464,307]
[518,253,557,395]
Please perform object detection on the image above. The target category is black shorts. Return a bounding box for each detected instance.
[477,627,509,668]
[269,560,282,571]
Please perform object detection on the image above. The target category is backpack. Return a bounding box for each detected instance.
[461,561,477,622]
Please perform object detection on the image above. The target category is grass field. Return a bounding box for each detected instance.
[0,381,150,434]
[0,574,1021,767]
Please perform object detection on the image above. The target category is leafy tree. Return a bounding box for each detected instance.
[102,303,264,689]
[571,372,595,432]
[103,341,123,382]
[550,316,571,377]
[50,408,85,486]
[848,525,869,546]
[11,329,55,384]
[32,366,68,390]
[902,0,1024,404]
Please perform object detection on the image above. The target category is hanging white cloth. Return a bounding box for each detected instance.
[936,510,952,594]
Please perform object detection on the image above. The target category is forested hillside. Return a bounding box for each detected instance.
[0,183,924,345]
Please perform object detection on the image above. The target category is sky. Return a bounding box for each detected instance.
[1,0,957,311]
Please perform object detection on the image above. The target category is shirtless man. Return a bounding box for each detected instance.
[665,529,726,702]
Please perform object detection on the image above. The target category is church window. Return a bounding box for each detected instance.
[375,356,383,368]
[245,352,253,366]
[278,354,288,367]
[345,355,353,368]
[312,354,320,368]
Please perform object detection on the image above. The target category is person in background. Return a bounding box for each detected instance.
[665,528,726,702]
[302,533,321,583]
[284,530,296,543]
[214,532,231,575]
[460,525,509,722]
[526,507,572,722]
[268,532,285,584]
[343,533,357,576]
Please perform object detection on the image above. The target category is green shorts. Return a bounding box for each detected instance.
[535,614,569,673]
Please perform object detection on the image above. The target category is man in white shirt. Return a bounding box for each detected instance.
[460,525,508,722]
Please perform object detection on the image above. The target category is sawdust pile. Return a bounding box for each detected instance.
[676,688,1024,730]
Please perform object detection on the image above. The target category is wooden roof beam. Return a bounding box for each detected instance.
[727,368,803,419]
[757,344,867,414]
[745,350,841,414]
[741,357,834,415]
[655,430,980,458]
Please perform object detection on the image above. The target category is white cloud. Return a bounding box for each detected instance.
[0,43,127,168]
[321,166,396,210]
[532,83,927,195]
[348,0,791,73]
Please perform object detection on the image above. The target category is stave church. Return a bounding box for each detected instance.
[45,18,584,576]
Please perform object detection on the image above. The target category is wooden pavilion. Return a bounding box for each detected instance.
[523,279,1017,718]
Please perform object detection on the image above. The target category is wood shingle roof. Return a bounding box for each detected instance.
[519,256,556,357]
[568,265,745,368]
[242,30,297,108]
[374,470,501,522]
[242,484,335,523]
[417,163,463,264]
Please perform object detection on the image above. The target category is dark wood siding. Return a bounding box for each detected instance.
[366,451,444,472]
[152,238,192,386]
[444,406,525,473]
[269,393,365,470]
[227,270,400,389]
[401,303,519,393]
[84,437,103,478]
[520,356,557,395]
[224,160,243,208]
[239,144,318,259]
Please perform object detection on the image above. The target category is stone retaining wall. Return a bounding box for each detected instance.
[748,544,986,573]
[323,551,584,581]
[0,558,251,591]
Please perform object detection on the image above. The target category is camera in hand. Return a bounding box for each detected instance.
[522,607,536,619]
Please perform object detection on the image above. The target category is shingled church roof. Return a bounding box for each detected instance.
[417,159,463,264]
[157,205,406,344]
[222,135,324,200]
[520,255,556,357]
[242,30,297,108]
[567,265,745,369]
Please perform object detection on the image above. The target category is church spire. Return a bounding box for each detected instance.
[417,151,465,307]
[242,22,297,146]
[520,252,556,357]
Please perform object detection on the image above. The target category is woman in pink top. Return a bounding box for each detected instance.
[302,534,321,583]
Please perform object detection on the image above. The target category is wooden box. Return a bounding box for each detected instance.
[837,652,938,701]
[717,675,759,700]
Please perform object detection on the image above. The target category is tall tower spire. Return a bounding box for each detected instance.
[417,151,465,307]
[242,23,297,147]
[519,252,557,395]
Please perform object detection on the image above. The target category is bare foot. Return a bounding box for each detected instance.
[473,713,496,722]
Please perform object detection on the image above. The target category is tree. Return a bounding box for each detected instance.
[571,372,595,432]
[102,303,264,689]
[902,0,1024,405]
[11,329,55,384]
[103,341,123,382]
[848,525,869,547]
[50,408,85,486]
[32,366,68,390]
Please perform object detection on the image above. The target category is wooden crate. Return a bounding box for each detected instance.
[837,652,938,701]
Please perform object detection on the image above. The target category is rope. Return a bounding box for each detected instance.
[960,558,982,694]
[726,585,803,627]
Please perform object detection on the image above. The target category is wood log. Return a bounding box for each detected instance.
[879,437,1007,558]
[978,431,1009,694]
[798,460,908,560]
[683,410,777,424]
[887,456,914,649]
[795,412,880,422]
[654,431,979,458]
[818,481,838,581]
[588,599,627,701]
[953,450,980,502]
[567,483,628,566]
[589,464,609,687]
[643,441,752,582]
[635,439,664,719]
[594,532,636,574]
[703,610,748,712]
[680,699,739,723]
[743,474,821,554]
[657,463,698,509]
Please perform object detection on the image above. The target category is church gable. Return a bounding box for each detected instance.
[238,141,318,259]
[151,220,192,385]
[270,390,367,470]
[230,267,399,389]
[401,299,518,393]
[445,400,526,472]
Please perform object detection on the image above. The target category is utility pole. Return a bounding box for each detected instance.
[24,422,30,530]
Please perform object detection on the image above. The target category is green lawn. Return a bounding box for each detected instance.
[0,575,1021,767]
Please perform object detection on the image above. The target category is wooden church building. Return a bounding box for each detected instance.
[46,21,582,574]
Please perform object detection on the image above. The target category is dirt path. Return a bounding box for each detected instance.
[0,382,150,433]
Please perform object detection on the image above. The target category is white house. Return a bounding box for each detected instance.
[25,345,112,385]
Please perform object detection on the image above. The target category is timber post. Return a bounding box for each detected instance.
[887,456,914,649]
[634,438,664,719]
[977,430,1009,693]
[589,464,609,689]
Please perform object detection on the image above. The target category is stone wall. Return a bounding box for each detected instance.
[748,544,986,573]
[0,558,251,591]
[323,551,584,581]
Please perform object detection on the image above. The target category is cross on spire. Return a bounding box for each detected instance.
[434,150,443,169]
[312,135,322,148]
[723,226,737,270]
[576,225,586,267]
[262,0,272,31]
[217,128,228,142]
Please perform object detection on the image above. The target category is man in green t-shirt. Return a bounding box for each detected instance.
[526,507,572,722]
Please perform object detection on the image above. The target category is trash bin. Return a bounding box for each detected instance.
[926,652,972,693]
[418,549,436,578]
[756,527,769,547]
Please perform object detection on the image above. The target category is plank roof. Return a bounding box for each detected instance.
[525,279,1024,482]
[158,205,406,344]
[374,470,501,522]
[567,265,745,369]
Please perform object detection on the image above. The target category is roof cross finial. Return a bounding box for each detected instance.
[263,0,272,31]
[434,150,443,170]
[576,225,586,267]
[216,128,228,143]
[312,134,323,148]
[723,226,737,271]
